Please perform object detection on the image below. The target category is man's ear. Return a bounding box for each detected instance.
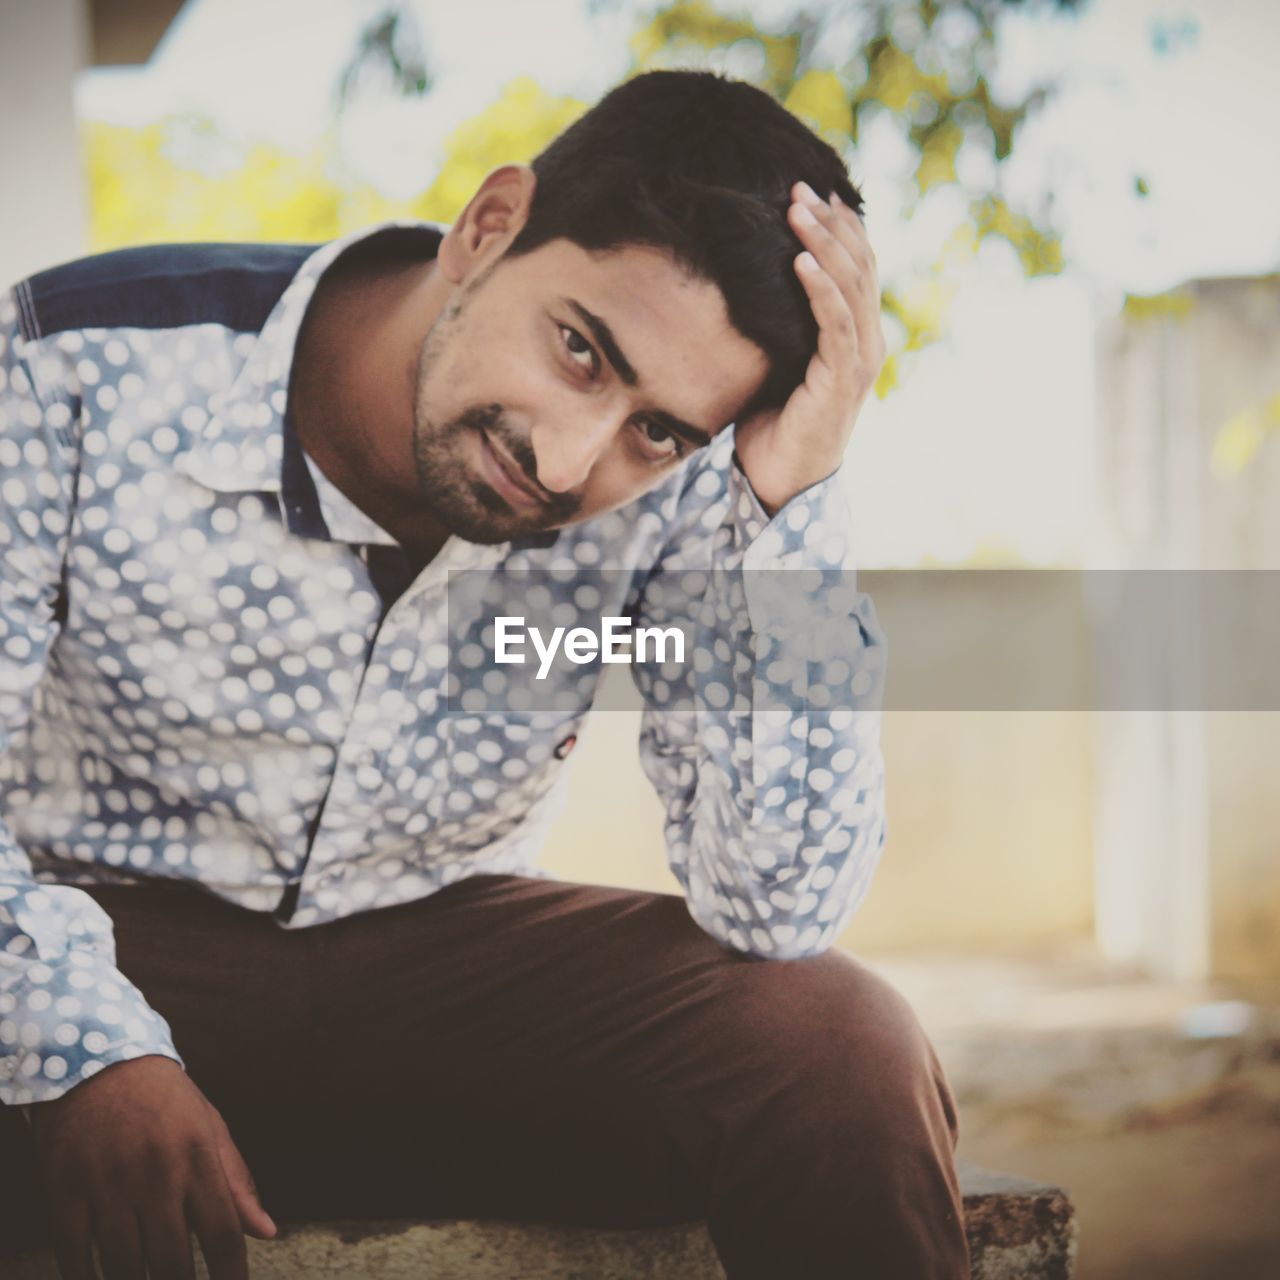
[437,164,537,285]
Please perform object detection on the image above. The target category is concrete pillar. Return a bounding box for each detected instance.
[0,0,91,286]
[1093,275,1280,982]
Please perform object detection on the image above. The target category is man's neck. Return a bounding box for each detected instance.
[289,245,453,570]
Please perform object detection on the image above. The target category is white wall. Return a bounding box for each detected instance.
[0,0,90,288]
[1093,275,1280,982]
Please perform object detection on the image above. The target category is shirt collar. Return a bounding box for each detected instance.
[174,220,445,497]
[304,450,399,545]
[171,218,560,563]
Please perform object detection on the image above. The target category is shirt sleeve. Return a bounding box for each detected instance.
[631,440,888,960]
[0,293,182,1106]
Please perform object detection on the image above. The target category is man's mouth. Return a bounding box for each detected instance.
[478,430,547,512]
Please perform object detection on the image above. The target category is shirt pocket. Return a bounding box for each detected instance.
[437,711,586,850]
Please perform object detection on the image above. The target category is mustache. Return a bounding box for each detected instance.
[459,404,580,520]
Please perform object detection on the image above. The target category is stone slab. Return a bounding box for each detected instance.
[4,1161,1075,1278]
[960,1161,1079,1280]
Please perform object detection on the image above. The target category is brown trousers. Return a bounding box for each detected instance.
[1,873,970,1278]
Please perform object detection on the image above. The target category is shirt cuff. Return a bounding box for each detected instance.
[731,453,851,570]
[728,454,855,634]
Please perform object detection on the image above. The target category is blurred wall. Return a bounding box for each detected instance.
[1195,278,1280,983]
[0,0,91,287]
[1094,275,1280,983]
[541,576,1098,956]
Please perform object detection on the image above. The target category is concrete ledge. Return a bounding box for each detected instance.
[960,1162,1078,1280]
[5,1161,1075,1278]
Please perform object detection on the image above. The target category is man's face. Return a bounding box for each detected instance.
[409,239,770,543]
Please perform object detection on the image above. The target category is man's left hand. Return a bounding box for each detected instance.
[734,181,887,517]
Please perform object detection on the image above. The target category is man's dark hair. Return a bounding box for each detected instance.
[506,70,864,419]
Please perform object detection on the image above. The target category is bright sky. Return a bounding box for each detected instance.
[78,0,1280,568]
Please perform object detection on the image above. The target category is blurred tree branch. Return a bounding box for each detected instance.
[338,7,432,105]
[86,0,1092,401]
[621,0,1090,394]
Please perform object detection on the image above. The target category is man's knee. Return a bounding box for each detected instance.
[708,947,958,1148]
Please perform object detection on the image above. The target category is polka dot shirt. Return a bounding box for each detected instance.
[0,222,888,1106]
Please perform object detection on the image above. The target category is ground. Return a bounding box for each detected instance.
[872,941,1280,1280]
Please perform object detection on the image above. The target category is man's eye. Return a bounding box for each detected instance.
[559,325,597,375]
[635,418,683,461]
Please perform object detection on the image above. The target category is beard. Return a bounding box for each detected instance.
[409,287,581,545]
[410,401,580,544]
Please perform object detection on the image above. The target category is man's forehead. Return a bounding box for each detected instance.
[574,242,721,320]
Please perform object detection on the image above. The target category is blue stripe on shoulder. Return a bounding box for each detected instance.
[17,242,320,341]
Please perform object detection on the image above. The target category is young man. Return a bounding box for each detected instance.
[0,72,969,1278]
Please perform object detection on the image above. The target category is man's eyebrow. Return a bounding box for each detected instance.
[566,300,638,387]
[564,299,712,449]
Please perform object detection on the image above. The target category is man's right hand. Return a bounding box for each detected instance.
[29,1055,277,1279]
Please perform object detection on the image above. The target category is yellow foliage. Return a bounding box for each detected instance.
[83,78,586,252]
[915,119,963,195]
[873,264,960,394]
[970,194,1062,276]
[630,0,799,94]
[1121,287,1196,323]
[896,275,954,352]
[1212,392,1280,477]
[874,351,899,399]
[85,119,349,249]
[414,78,586,224]
[339,185,425,229]
[784,70,852,141]
[940,218,980,268]
[874,217,986,389]
[865,42,949,116]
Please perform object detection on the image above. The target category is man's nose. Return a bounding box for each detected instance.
[530,409,622,494]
